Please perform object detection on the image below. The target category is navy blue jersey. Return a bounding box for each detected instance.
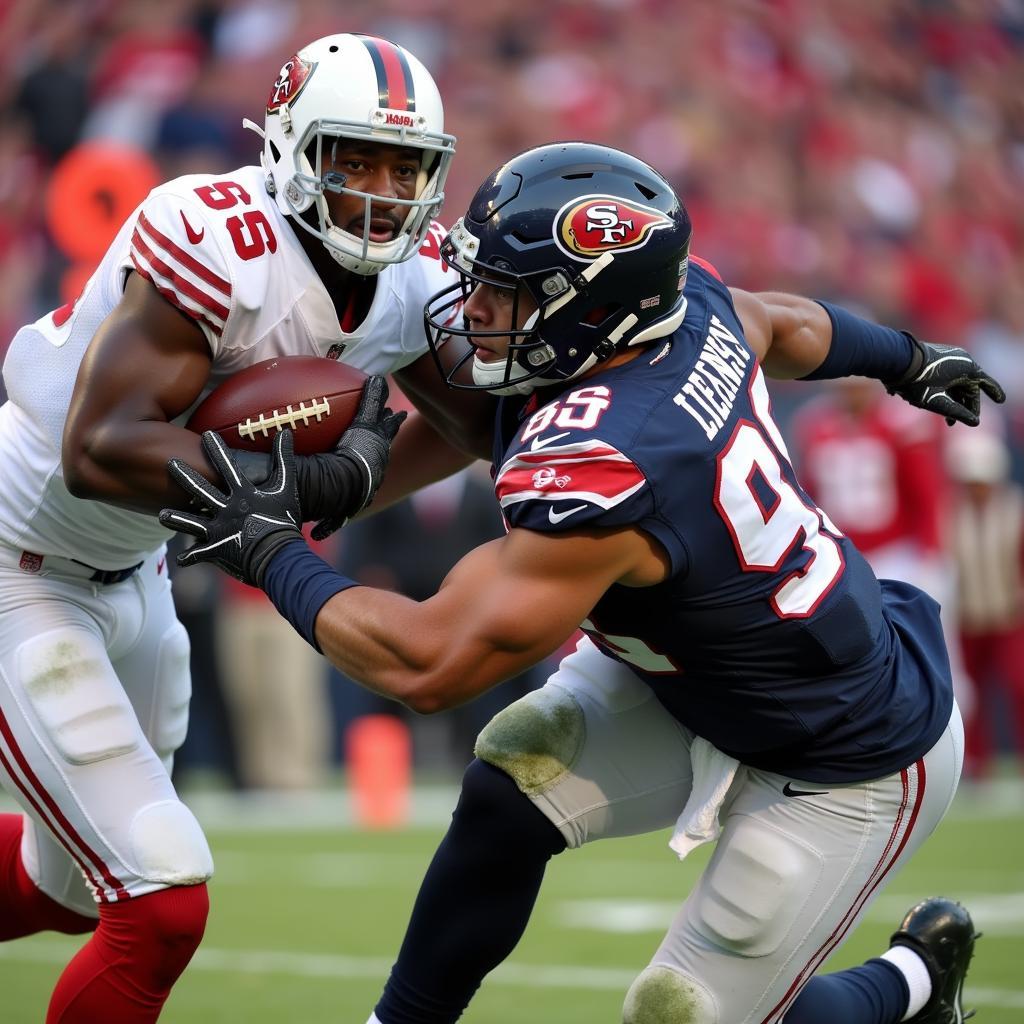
[493,263,952,783]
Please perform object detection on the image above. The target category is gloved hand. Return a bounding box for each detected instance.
[230,374,406,540]
[304,373,407,540]
[159,429,302,587]
[885,335,1005,427]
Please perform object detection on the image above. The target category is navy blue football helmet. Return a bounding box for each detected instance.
[424,142,692,395]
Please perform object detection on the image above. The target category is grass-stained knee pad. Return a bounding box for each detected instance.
[130,800,213,885]
[623,964,718,1024]
[474,685,585,797]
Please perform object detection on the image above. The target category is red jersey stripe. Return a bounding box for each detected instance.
[131,256,224,338]
[496,445,646,509]
[137,211,231,297]
[131,258,224,338]
[131,232,229,324]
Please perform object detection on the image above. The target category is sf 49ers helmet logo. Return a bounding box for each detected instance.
[554,194,673,261]
[267,55,316,112]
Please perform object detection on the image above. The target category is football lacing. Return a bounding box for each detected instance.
[237,397,331,439]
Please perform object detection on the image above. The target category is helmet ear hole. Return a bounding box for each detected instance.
[581,303,621,327]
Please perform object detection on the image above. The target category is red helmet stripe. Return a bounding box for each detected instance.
[360,36,416,112]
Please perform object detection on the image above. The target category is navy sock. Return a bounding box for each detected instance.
[784,958,909,1024]
[374,760,566,1024]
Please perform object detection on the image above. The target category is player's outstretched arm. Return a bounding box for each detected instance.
[161,428,663,710]
[730,288,1005,427]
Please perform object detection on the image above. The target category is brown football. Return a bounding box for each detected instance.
[186,356,367,454]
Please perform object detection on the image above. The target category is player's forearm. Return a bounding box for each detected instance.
[258,540,547,713]
[795,301,916,383]
[63,420,217,515]
[395,356,496,460]
[314,587,483,713]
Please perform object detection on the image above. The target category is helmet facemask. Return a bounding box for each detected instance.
[274,116,453,275]
[425,233,558,396]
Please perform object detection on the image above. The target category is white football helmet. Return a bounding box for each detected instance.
[253,33,456,275]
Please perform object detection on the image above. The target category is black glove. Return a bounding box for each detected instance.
[159,429,302,587]
[304,374,407,540]
[230,374,406,541]
[884,335,1005,427]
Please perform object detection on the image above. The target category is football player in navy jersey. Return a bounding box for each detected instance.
[162,143,1003,1024]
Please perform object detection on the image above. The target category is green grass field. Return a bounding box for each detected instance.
[1,780,1021,1023]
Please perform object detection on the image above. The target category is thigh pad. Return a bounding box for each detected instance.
[18,628,141,766]
[691,815,823,957]
[150,622,192,760]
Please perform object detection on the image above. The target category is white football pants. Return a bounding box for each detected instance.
[0,543,212,915]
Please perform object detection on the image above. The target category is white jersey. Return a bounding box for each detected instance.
[0,164,452,569]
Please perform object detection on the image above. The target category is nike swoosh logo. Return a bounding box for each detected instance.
[548,504,588,525]
[782,782,828,798]
[530,431,570,451]
[180,211,205,245]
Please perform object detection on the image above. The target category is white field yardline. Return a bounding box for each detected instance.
[0,939,636,990]
[0,940,1020,1008]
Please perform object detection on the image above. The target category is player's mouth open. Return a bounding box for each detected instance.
[351,218,398,243]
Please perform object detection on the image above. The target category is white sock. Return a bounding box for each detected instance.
[365,1015,383,1024]
[881,944,933,1020]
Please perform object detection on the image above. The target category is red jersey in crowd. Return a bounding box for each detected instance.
[791,379,948,560]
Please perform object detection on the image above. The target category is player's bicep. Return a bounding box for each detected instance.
[730,287,773,363]
[731,288,832,378]
[68,271,212,434]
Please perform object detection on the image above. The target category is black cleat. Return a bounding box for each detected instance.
[889,898,981,1023]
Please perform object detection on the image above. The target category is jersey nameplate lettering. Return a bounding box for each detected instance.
[672,316,751,440]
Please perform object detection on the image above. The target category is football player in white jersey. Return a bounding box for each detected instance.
[0,33,485,1022]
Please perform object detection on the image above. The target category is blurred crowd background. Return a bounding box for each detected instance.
[1,0,1022,800]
